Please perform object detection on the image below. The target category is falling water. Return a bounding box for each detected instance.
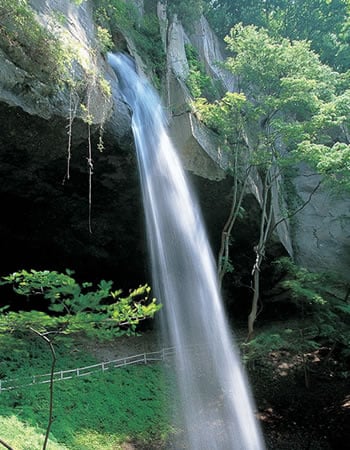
[108,52,265,450]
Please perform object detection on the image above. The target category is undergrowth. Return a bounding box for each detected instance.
[0,335,175,449]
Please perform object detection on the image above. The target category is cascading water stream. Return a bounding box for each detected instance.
[108,52,265,450]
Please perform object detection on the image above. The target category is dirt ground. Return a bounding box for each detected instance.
[249,347,350,450]
[76,329,350,449]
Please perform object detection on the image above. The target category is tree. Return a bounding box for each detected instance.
[206,0,268,38]
[267,0,350,71]
[164,0,205,28]
[225,24,350,337]
[192,92,250,285]
[206,0,350,71]
[193,23,349,338]
[294,86,350,191]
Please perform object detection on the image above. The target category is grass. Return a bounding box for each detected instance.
[0,333,176,449]
[0,416,69,450]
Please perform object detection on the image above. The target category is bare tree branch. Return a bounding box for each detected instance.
[270,179,322,236]
[0,439,14,450]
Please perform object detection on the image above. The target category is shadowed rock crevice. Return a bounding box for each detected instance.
[0,100,146,289]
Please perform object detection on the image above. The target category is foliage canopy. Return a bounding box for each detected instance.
[206,0,350,71]
[0,269,161,339]
[194,23,350,192]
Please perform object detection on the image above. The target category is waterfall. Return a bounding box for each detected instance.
[108,52,265,450]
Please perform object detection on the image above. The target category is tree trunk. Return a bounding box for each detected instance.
[248,261,260,340]
[217,162,250,286]
[247,165,274,340]
[30,329,57,450]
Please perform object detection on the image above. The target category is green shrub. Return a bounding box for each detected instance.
[273,257,350,354]
[0,0,71,83]
[133,13,166,87]
[96,25,114,54]
[0,269,161,339]
[185,44,220,100]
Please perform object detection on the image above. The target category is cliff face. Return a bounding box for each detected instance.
[0,0,349,300]
[0,0,133,143]
[162,11,293,277]
[161,8,350,287]
[292,168,350,280]
[0,0,141,285]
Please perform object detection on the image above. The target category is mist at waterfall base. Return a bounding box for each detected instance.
[108,52,265,449]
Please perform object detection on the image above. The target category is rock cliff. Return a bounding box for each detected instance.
[0,0,139,286]
[161,6,350,290]
[0,0,348,308]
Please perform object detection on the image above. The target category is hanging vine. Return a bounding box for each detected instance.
[63,85,79,185]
